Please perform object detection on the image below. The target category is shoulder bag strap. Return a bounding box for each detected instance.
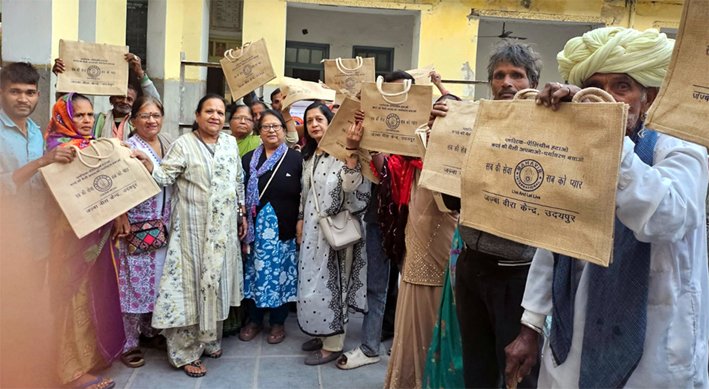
[310,157,321,215]
[258,150,287,201]
[158,137,167,217]
[194,131,215,157]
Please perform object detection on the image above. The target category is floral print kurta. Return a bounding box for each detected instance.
[150,132,244,341]
[118,134,173,313]
[297,153,371,336]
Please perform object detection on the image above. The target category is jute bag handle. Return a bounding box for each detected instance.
[512,87,615,103]
[335,57,364,74]
[376,75,412,105]
[70,138,116,168]
[224,41,252,62]
[571,87,616,103]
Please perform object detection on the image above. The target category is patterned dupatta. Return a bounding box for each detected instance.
[45,93,93,150]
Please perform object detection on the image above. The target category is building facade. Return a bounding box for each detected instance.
[1,0,684,137]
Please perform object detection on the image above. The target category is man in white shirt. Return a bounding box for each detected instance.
[505,27,708,388]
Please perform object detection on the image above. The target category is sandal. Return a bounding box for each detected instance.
[205,349,222,359]
[71,376,115,389]
[304,349,342,366]
[120,347,145,368]
[183,360,207,378]
[336,348,380,370]
[238,322,262,342]
[301,337,323,352]
[267,325,286,344]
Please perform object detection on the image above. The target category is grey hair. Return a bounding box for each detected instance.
[487,41,542,87]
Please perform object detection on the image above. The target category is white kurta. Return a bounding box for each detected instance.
[522,134,709,388]
[297,153,371,336]
[151,132,245,340]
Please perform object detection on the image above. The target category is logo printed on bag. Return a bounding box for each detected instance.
[93,175,113,192]
[514,159,544,192]
[385,113,401,130]
[243,64,253,76]
[345,77,356,90]
[86,65,102,79]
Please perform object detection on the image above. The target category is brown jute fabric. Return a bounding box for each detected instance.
[40,138,160,239]
[323,57,375,97]
[220,39,277,100]
[279,77,336,109]
[56,40,129,96]
[459,88,627,266]
[419,100,479,197]
[318,97,379,184]
[360,77,433,157]
[406,65,435,86]
[646,0,709,148]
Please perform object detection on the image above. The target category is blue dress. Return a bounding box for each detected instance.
[243,203,298,307]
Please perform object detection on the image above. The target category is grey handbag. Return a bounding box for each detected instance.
[310,160,362,250]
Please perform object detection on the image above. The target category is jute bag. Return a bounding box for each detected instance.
[460,88,628,266]
[220,39,277,100]
[280,77,336,109]
[323,57,375,97]
[406,65,435,85]
[56,39,129,96]
[40,138,160,239]
[646,0,709,147]
[419,100,479,197]
[318,97,380,184]
[360,76,433,157]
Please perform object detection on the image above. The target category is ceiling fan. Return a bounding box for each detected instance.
[479,22,527,40]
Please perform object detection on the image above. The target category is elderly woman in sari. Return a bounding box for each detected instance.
[296,102,371,365]
[135,94,247,378]
[45,93,125,389]
[239,109,302,344]
[114,96,173,368]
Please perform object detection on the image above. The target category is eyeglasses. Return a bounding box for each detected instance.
[136,113,162,120]
[231,115,253,123]
[261,124,283,132]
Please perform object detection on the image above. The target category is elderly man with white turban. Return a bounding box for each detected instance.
[504,27,709,388]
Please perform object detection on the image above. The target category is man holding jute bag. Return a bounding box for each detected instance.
[433,41,543,388]
[505,27,709,389]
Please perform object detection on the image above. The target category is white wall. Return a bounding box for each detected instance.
[474,20,598,100]
[286,5,416,72]
[2,0,52,63]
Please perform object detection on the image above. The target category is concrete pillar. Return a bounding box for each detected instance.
[147,0,210,138]
[1,0,79,129]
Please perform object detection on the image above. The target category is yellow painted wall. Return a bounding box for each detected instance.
[242,0,288,78]
[163,1,184,80]
[51,0,79,59]
[419,1,479,96]
[95,0,127,45]
[182,0,208,80]
[215,0,685,91]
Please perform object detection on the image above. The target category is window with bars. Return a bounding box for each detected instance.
[352,46,394,78]
[285,41,330,82]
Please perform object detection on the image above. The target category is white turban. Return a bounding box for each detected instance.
[557,27,674,88]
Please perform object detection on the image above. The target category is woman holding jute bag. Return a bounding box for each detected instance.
[296,102,371,366]
[45,93,125,389]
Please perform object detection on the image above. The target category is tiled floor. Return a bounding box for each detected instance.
[101,313,390,389]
